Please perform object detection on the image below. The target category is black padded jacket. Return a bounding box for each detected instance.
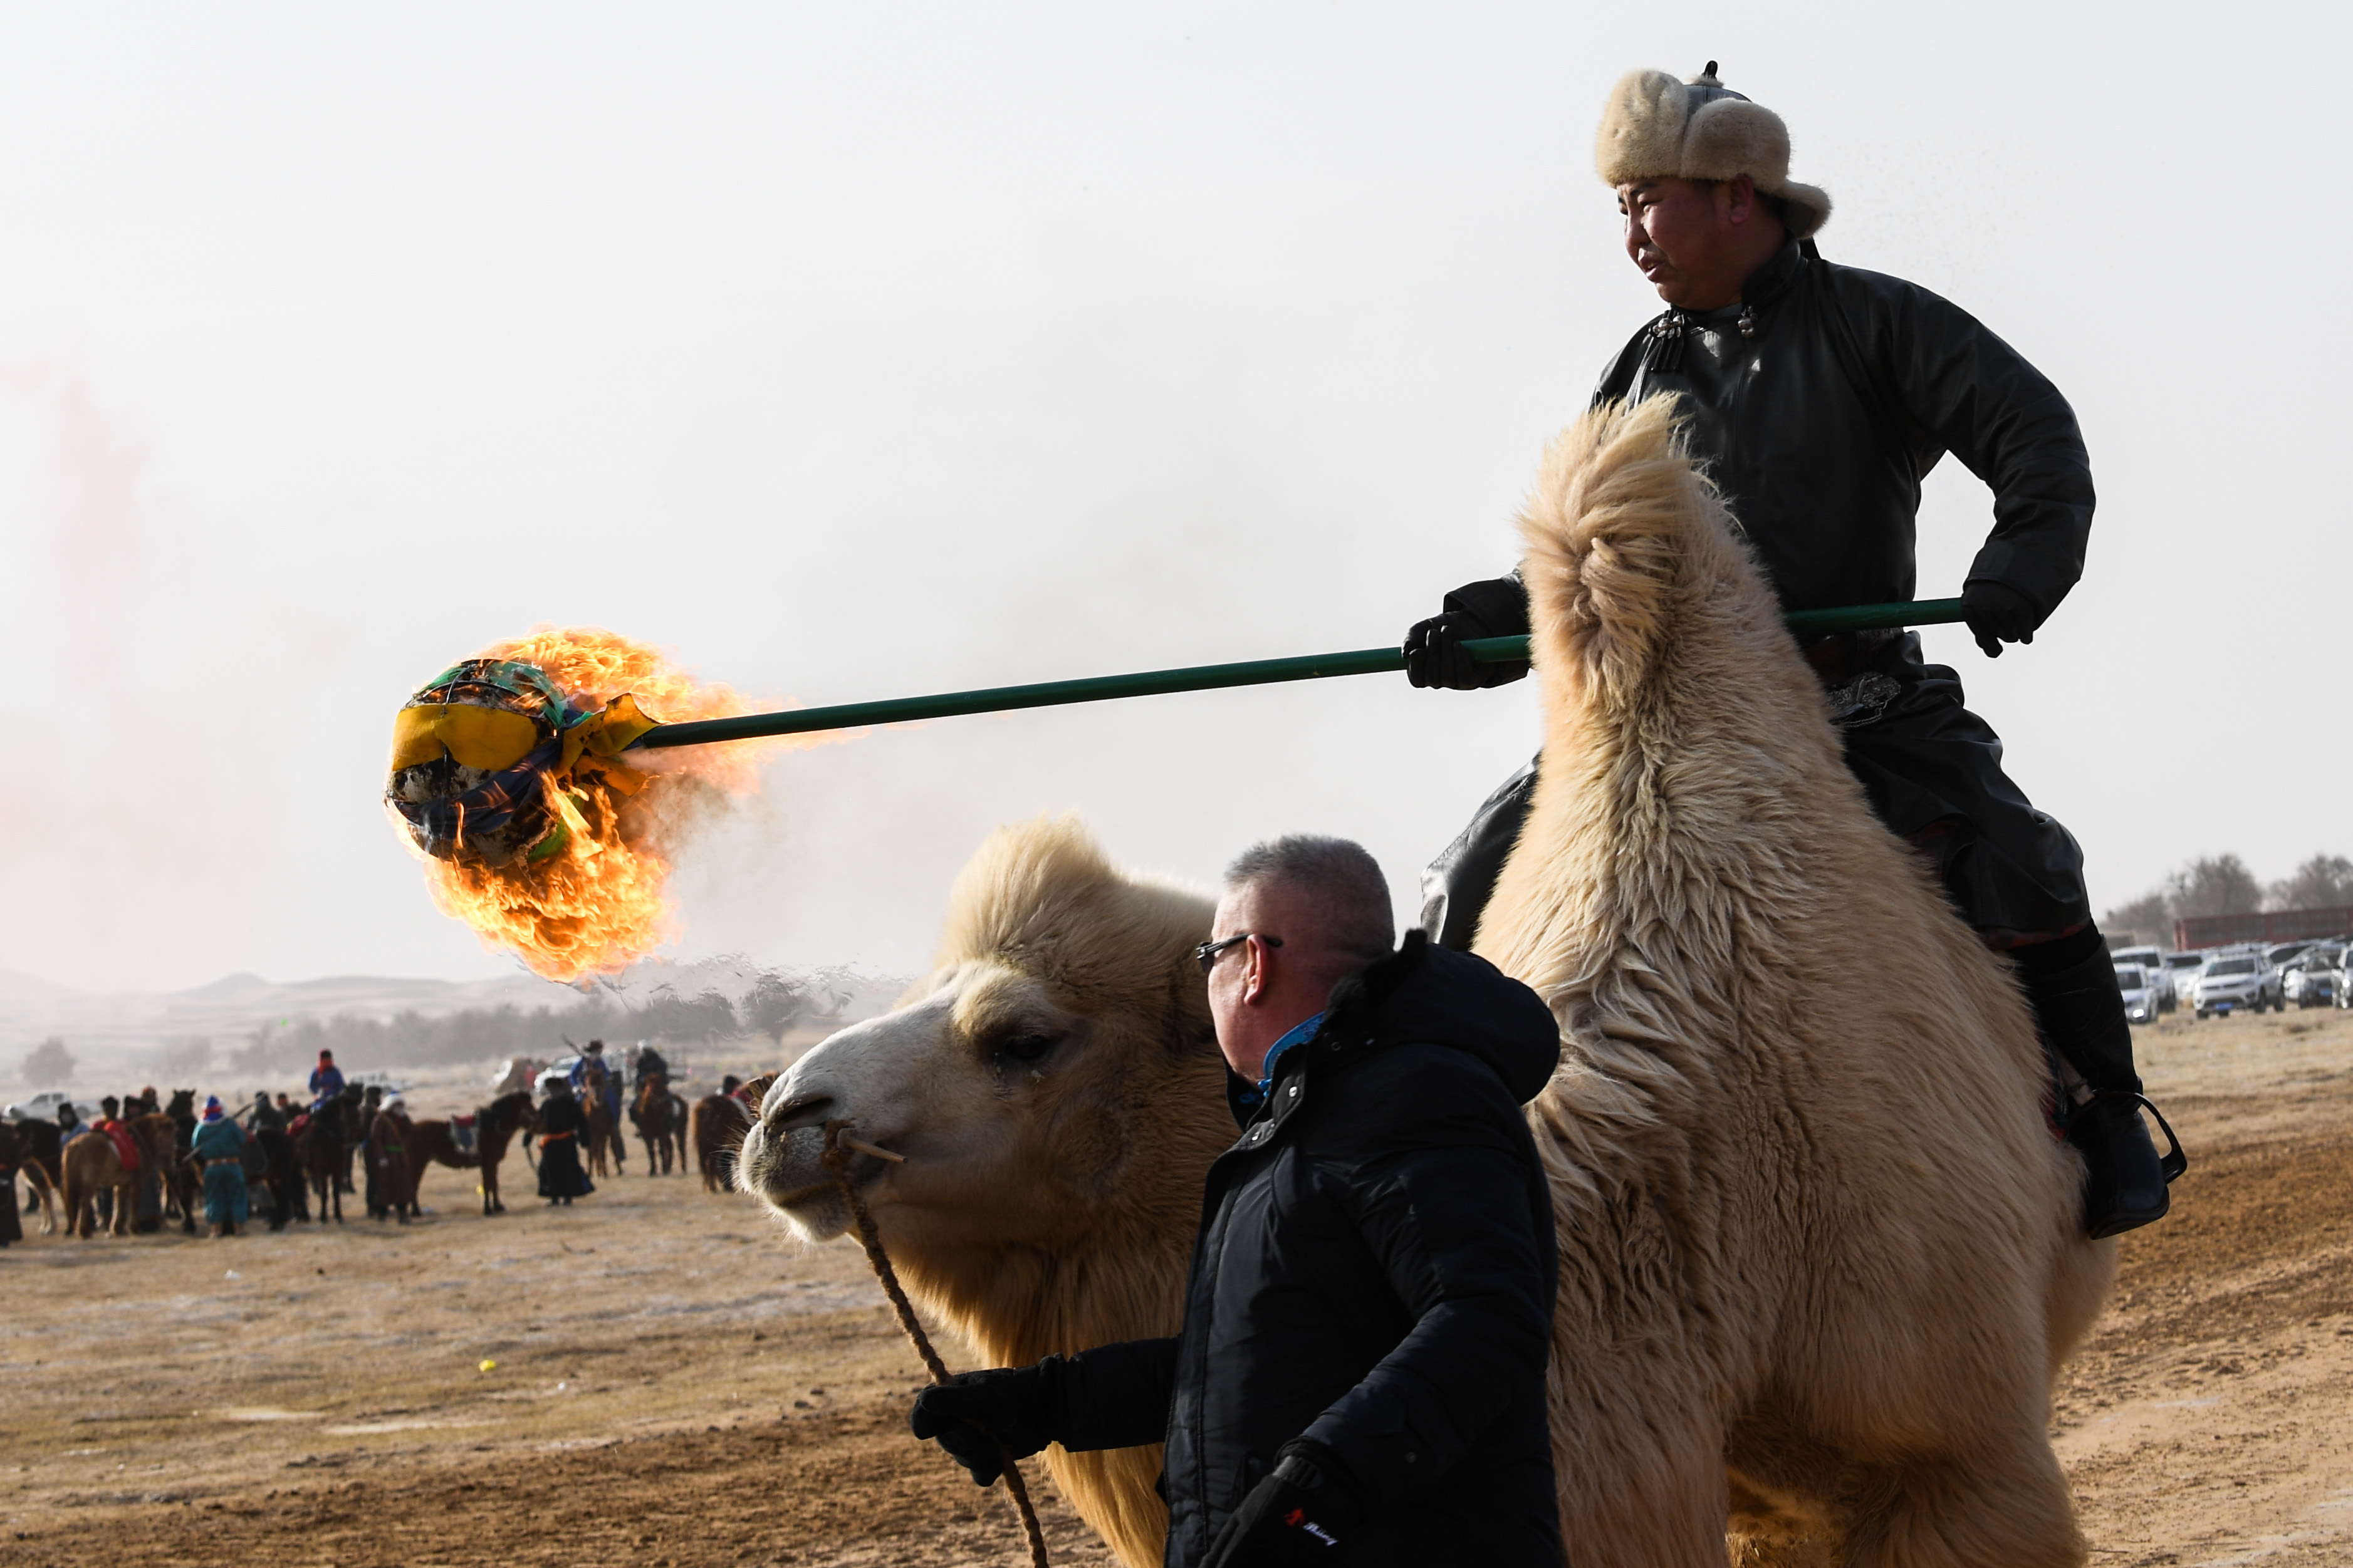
[1449,236,2095,637]
[1050,932,1564,1567]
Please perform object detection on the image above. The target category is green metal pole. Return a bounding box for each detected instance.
[629,596,1967,750]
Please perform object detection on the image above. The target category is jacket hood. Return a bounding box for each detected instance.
[1314,930,1560,1104]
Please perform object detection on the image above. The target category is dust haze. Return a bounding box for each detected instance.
[0,4,2341,995]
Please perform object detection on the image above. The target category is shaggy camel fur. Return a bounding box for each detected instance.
[60,1116,179,1239]
[1474,395,2111,1564]
[739,819,1229,1567]
[742,400,2110,1566]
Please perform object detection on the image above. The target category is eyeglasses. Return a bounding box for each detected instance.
[1194,933,1282,974]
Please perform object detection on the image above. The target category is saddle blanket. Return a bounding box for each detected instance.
[451,1114,478,1157]
[100,1123,140,1174]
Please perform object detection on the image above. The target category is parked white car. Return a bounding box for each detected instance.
[2164,950,2210,1004]
[534,1055,585,1091]
[347,1070,411,1097]
[2113,963,2161,1025]
[3,1090,101,1124]
[2283,943,2343,1009]
[2110,945,2175,1012]
[2264,940,2317,973]
[2192,952,2280,1017]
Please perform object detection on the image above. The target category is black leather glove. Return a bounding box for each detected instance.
[909,1361,1065,1487]
[1961,578,2040,659]
[1402,576,1532,690]
[1201,1441,1361,1567]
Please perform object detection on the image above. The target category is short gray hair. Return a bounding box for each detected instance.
[1223,835,1396,963]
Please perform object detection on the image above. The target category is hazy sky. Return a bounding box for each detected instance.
[1,3,2343,994]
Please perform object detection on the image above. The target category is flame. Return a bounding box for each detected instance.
[394,626,803,985]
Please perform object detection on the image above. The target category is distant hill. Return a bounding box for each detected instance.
[1,958,908,1085]
[0,967,577,1057]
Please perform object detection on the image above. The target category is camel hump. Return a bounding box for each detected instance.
[1518,394,1763,697]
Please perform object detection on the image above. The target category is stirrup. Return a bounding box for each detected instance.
[2085,1089,2188,1183]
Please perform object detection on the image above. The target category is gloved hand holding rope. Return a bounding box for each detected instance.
[820,1122,1050,1568]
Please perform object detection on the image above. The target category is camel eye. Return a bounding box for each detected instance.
[998,1032,1062,1064]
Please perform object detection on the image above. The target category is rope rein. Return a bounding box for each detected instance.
[820,1121,1050,1568]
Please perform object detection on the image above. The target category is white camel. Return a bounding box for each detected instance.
[741,396,2112,1567]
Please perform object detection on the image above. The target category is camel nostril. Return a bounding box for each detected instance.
[764,1094,833,1134]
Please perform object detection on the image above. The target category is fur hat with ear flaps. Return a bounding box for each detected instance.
[1595,62,1830,238]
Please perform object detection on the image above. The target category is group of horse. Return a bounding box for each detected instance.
[578,1061,692,1181]
[571,1059,763,1195]
[6,1067,754,1241]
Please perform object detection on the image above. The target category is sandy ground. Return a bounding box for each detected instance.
[3,1006,2350,1567]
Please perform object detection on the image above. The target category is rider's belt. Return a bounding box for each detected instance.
[1800,627,1901,685]
[206,1158,241,1168]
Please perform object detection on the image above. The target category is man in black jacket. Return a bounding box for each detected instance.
[912,835,1563,1567]
[1404,63,2178,1240]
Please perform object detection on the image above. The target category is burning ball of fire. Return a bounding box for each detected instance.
[385,627,767,984]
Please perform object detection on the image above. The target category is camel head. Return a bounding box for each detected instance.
[741,813,1228,1353]
[738,814,1231,1568]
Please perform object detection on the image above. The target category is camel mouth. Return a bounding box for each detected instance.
[736,1121,857,1242]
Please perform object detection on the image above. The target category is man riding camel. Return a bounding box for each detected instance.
[1405,64,2179,1239]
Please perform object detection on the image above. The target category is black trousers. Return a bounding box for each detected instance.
[1419,634,2136,1092]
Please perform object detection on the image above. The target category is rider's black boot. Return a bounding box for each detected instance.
[2014,928,2186,1237]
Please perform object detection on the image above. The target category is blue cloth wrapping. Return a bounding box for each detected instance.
[202,1161,250,1226]
[192,1118,251,1226]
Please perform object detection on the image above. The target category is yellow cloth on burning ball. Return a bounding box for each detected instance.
[388,702,542,774]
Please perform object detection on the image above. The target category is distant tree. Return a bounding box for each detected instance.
[223,1022,310,1081]
[139,964,895,1091]
[2267,853,2353,912]
[2102,890,2172,943]
[2164,854,2263,920]
[738,972,810,1041]
[635,987,742,1044]
[152,1036,216,1083]
[803,963,874,1022]
[20,1036,74,1088]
